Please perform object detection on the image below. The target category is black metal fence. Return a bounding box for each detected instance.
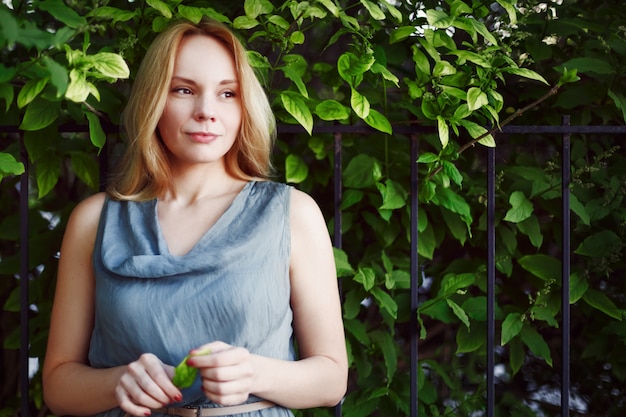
[15,119,626,417]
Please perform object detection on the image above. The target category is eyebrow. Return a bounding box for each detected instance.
[170,76,239,86]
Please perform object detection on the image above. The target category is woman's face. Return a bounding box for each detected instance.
[157,34,242,170]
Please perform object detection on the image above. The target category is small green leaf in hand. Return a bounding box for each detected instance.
[172,348,211,388]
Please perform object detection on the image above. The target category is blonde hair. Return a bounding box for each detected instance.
[108,18,275,201]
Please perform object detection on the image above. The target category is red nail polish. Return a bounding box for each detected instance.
[144,412,151,416]
[174,394,182,402]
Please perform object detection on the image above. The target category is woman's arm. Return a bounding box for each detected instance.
[192,188,348,409]
[42,193,182,416]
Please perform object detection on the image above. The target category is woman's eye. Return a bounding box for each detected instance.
[173,87,192,95]
[221,90,237,99]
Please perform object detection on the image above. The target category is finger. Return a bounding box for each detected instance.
[115,381,153,417]
[119,367,169,410]
[190,346,249,368]
[200,378,250,406]
[137,354,183,403]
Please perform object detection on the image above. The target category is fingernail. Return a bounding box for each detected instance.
[186,358,195,366]
[174,394,183,402]
[144,412,151,416]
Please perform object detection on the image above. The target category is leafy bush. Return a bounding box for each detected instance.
[1,1,625,416]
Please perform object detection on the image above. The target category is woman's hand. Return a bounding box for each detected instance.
[187,341,255,405]
[115,353,183,416]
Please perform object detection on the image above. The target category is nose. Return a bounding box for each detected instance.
[194,95,217,121]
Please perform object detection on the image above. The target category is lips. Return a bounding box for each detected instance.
[187,132,222,144]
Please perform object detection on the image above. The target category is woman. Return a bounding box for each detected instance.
[42,18,347,417]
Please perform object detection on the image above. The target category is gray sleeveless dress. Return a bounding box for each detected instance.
[89,181,295,417]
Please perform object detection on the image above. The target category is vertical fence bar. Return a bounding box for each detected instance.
[487,147,496,417]
[561,116,571,417]
[20,134,30,417]
[410,133,419,417]
[333,130,343,417]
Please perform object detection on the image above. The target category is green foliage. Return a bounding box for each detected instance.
[2,1,626,416]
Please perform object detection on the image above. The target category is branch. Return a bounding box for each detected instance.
[427,83,561,181]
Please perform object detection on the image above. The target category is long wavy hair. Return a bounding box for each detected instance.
[107,18,276,201]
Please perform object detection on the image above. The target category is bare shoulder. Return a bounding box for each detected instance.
[289,188,324,220]
[64,192,107,242]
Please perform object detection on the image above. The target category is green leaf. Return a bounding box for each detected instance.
[391,26,416,43]
[449,50,491,68]
[0,152,25,177]
[172,348,211,388]
[432,60,457,77]
[339,189,364,210]
[337,52,374,84]
[39,0,87,28]
[177,5,204,23]
[437,116,449,148]
[364,108,392,134]
[441,160,462,186]
[458,120,495,147]
[509,337,524,375]
[354,267,376,291]
[447,299,470,330]
[432,187,472,227]
[0,8,19,44]
[88,6,137,23]
[19,98,60,131]
[456,323,484,353]
[343,154,381,189]
[315,100,350,121]
[344,318,370,344]
[65,69,91,102]
[0,82,14,111]
[333,248,354,277]
[91,52,130,79]
[496,0,518,24]
[574,230,621,257]
[247,51,271,69]
[559,57,614,75]
[583,289,622,320]
[530,305,558,328]
[426,9,455,28]
[417,152,439,163]
[36,153,61,198]
[370,330,397,385]
[439,273,475,297]
[503,191,533,223]
[608,89,626,123]
[518,254,561,282]
[569,272,588,304]
[371,287,398,319]
[285,154,309,184]
[467,87,488,111]
[377,179,407,210]
[17,78,48,109]
[146,0,172,18]
[501,312,524,345]
[502,67,549,85]
[350,88,370,119]
[232,16,259,30]
[360,0,385,20]
[317,0,340,17]
[520,325,552,366]
[86,112,106,150]
[517,215,543,249]
[43,56,69,98]
[70,152,99,190]
[280,92,313,135]
[244,0,274,18]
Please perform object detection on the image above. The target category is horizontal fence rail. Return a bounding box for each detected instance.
[13,121,626,417]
